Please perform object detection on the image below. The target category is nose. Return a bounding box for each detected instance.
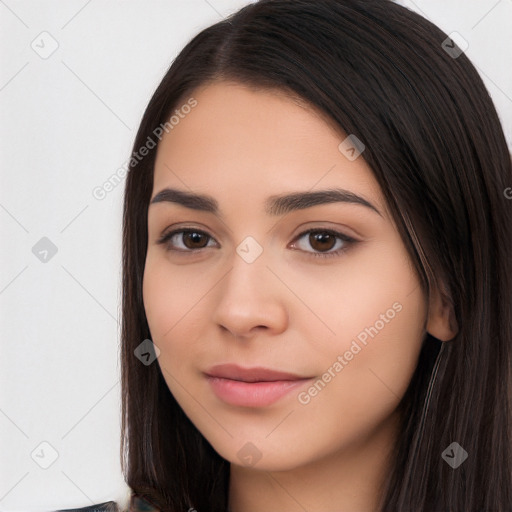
[211,250,289,340]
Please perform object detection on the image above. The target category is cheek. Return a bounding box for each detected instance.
[291,239,425,362]
[142,254,212,372]
[293,292,427,458]
[303,242,427,398]
[305,265,426,425]
[142,254,196,339]
[142,260,197,406]
[344,296,426,396]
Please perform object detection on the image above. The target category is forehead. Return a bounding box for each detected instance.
[151,81,386,218]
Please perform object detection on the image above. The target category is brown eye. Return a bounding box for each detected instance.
[157,229,215,252]
[290,229,357,259]
[157,226,357,260]
[308,232,337,252]
[181,231,210,249]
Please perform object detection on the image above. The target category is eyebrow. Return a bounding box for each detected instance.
[149,187,382,217]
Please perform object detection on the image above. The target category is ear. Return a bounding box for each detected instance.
[425,280,459,342]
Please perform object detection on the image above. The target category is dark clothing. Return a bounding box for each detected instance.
[52,495,159,512]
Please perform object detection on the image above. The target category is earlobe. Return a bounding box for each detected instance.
[425,281,459,342]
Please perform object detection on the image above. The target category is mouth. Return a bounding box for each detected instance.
[204,363,314,407]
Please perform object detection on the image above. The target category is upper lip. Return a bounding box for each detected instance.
[205,363,309,382]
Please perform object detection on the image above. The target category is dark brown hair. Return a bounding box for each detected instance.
[120,1,512,510]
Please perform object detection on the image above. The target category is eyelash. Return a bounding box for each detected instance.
[156,227,357,259]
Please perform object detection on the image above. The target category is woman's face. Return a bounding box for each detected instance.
[143,81,430,471]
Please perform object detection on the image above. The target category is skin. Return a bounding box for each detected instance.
[142,81,457,512]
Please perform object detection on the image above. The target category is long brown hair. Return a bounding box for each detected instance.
[120,1,512,510]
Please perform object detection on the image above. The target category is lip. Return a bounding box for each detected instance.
[204,364,314,407]
[205,363,307,382]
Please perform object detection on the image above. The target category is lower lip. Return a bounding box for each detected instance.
[206,376,312,407]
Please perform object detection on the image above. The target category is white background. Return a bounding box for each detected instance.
[1,1,511,510]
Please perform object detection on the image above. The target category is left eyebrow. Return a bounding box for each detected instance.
[149,187,382,218]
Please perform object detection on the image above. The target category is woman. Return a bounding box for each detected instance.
[116,0,512,510]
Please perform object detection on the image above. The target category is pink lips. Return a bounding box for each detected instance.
[204,363,313,407]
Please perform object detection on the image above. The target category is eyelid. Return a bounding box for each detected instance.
[156,224,218,246]
[156,223,359,259]
[156,220,360,242]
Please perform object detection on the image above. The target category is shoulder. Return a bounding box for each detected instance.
[53,502,120,512]
[53,495,160,512]
[128,495,161,511]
